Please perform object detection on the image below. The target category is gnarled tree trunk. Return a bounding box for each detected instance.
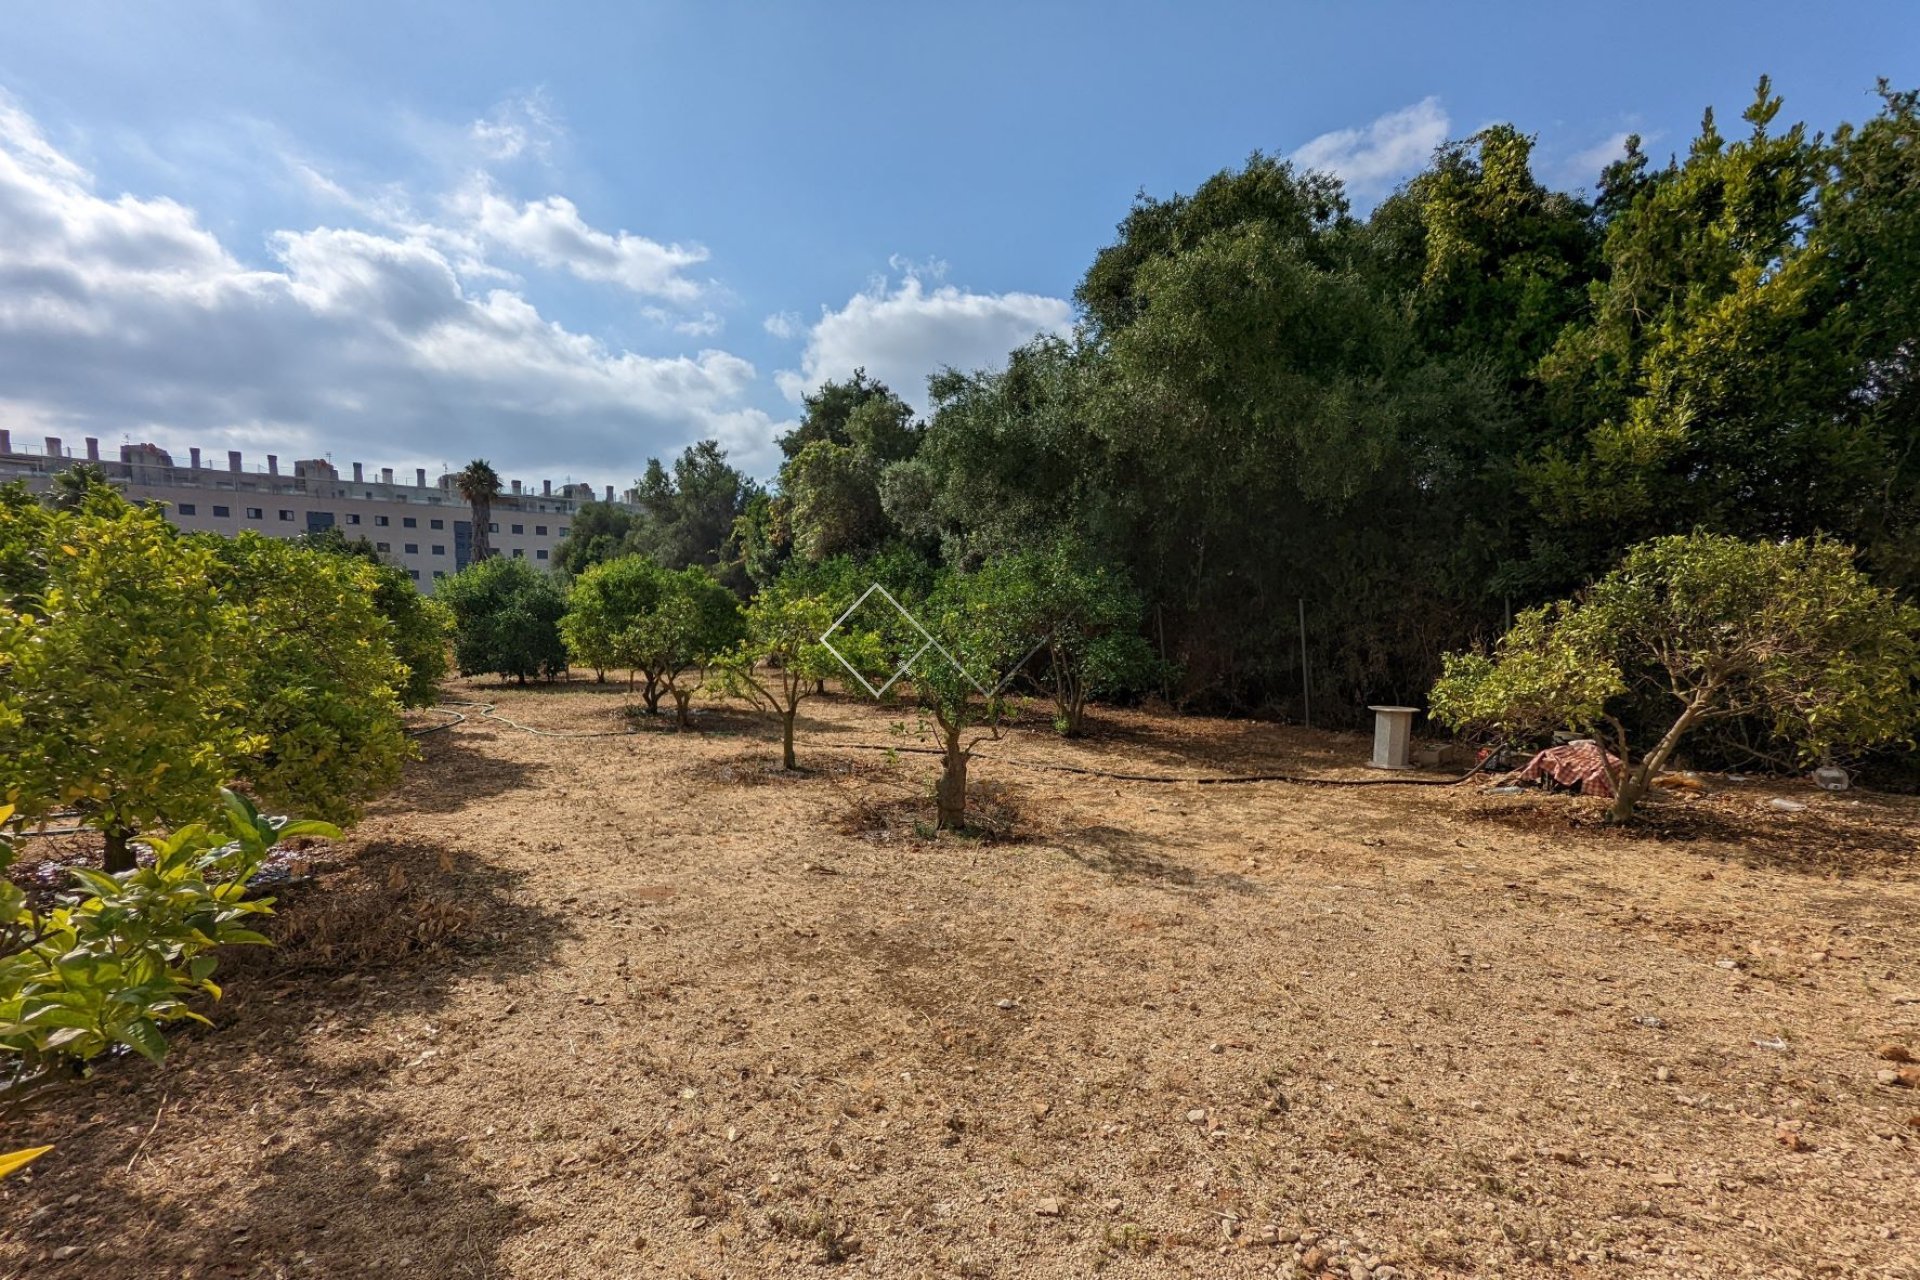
[936,720,968,830]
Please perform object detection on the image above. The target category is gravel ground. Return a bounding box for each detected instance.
[4,676,1918,1279]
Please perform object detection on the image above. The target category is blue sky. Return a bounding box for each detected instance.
[0,1,1913,488]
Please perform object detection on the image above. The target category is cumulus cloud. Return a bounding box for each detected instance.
[453,181,709,301]
[1559,130,1649,189]
[0,94,782,481]
[776,271,1073,412]
[762,310,801,340]
[1293,96,1450,197]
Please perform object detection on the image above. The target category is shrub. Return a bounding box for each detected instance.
[0,791,337,1087]
[1431,533,1920,819]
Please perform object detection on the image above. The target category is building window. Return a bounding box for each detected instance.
[557,526,568,537]
[432,569,445,579]
[430,518,444,530]
[403,543,418,555]
[512,548,524,558]
[408,569,420,580]
[246,507,263,520]
[212,505,230,518]
[403,517,416,528]
[511,523,524,535]
[278,510,294,521]
[536,548,549,560]
[432,545,446,556]
[177,503,197,516]
[488,522,499,533]
[375,515,389,527]
[376,542,390,552]
[346,513,361,525]
[535,524,547,535]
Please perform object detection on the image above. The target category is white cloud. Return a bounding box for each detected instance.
[0,93,782,481]
[1292,97,1450,197]
[467,91,563,164]
[453,181,709,301]
[777,271,1072,412]
[1559,130,1654,189]
[762,310,801,340]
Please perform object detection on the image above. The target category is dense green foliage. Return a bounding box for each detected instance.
[560,556,742,718]
[1431,534,1920,818]
[439,556,569,684]
[199,532,413,824]
[0,485,251,871]
[715,584,842,770]
[292,528,452,707]
[0,791,334,1083]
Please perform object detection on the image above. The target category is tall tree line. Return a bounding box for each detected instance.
[570,80,1920,728]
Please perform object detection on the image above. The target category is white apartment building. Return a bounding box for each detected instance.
[0,431,633,593]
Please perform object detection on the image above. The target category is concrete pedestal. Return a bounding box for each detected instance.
[1367,705,1418,771]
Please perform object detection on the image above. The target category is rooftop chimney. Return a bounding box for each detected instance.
[604,484,614,502]
[542,479,552,496]
[352,462,363,483]
[381,467,393,485]
[189,447,202,470]
[0,430,10,455]
[415,467,426,488]
[511,479,522,495]
[45,436,62,458]
[267,454,279,476]
[85,437,100,462]
[229,450,242,473]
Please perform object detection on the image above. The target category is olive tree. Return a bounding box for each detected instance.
[1431,533,1920,820]
[0,485,248,871]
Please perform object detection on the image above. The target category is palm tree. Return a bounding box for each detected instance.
[456,459,503,562]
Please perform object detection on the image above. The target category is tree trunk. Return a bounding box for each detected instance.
[517,671,527,687]
[595,667,606,684]
[471,499,492,560]
[781,708,797,771]
[102,823,135,874]
[1607,701,1706,823]
[643,675,663,715]
[936,723,968,830]
[673,688,693,729]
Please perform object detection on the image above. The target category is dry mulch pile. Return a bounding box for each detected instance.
[4,677,1918,1279]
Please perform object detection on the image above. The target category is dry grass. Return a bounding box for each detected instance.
[3,674,1918,1279]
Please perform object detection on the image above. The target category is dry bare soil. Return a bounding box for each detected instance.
[5,677,1920,1279]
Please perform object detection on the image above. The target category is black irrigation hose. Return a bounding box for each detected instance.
[406,707,467,738]
[432,700,1500,789]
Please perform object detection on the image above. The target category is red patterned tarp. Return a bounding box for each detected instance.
[1510,741,1621,798]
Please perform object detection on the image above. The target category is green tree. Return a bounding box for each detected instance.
[626,442,759,580]
[291,527,450,707]
[1430,533,1920,821]
[456,459,503,562]
[642,568,746,727]
[974,542,1157,736]
[552,500,637,579]
[0,485,248,871]
[716,583,842,770]
[439,557,569,685]
[200,532,412,824]
[561,555,669,698]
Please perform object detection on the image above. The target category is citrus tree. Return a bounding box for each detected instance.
[200,532,412,824]
[1431,533,1920,820]
[293,528,451,706]
[716,583,843,770]
[560,555,668,697]
[973,541,1157,735]
[0,484,249,871]
[439,556,569,684]
[641,567,745,728]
